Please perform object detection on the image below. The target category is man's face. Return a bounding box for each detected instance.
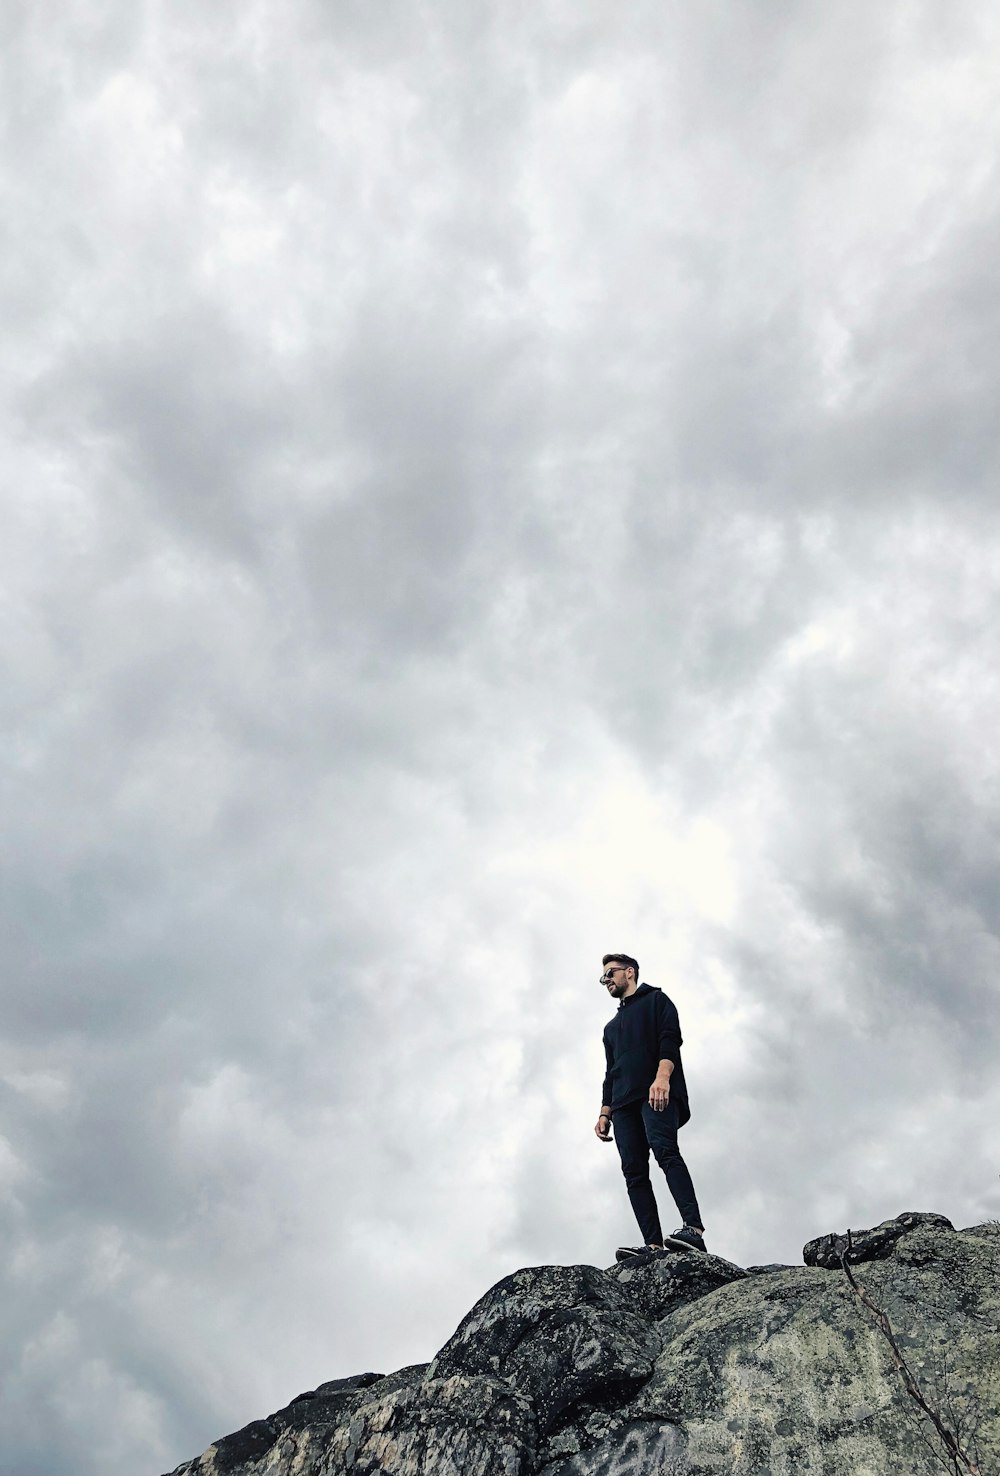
[601,962,633,999]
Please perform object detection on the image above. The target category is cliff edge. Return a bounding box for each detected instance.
[165,1211,1000,1475]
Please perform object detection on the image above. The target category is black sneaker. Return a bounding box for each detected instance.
[663,1227,708,1254]
[615,1244,665,1264]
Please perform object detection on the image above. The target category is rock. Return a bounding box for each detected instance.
[803,1209,954,1269]
[429,1263,661,1435]
[631,1218,999,1475]
[608,1249,745,1323]
[164,1370,411,1474]
[169,1372,533,1476]
[312,1373,384,1398]
[536,1417,688,1475]
[168,1417,279,1476]
[164,1212,1000,1476]
[324,1374,536,1476]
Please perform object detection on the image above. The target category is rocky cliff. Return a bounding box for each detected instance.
[165,1212,999,1475]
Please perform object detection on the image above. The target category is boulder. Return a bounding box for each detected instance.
[608,1248,746,1323]
[429,1263,661,1435]
[803,1209,954,1269]
[164,1213,1000,1476]
[629,1217,1000,1475]
[323,1374,536,1476]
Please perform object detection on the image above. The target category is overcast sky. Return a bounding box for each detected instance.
[3,3,1000,1473]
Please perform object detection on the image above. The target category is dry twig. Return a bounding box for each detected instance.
[838,1231,981,1476]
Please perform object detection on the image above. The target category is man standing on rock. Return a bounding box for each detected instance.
[595,953,708,1260]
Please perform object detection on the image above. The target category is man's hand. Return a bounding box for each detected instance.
[649,1061,673,1111]
[594,1112,612,1141]
[648,1081,670,1110]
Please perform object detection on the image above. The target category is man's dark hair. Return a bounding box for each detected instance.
[603,952,639,980]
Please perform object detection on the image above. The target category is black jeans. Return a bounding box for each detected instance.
[612,1100,702,1246]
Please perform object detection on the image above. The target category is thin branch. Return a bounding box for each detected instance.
[838,1232,981,1476]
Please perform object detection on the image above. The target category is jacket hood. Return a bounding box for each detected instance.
[618,981,658,1008]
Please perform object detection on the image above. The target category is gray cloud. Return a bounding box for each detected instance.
[3,3,1000,1474]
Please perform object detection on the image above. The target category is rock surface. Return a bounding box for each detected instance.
[165,1212,1000,1475]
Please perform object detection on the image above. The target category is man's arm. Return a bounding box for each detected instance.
[650,993,681,1110]
[596,1030,614,1140]
[649,1059,673,1111]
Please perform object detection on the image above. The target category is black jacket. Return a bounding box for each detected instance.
[602,982,690,1124]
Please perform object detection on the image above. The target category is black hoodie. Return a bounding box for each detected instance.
[601,982,691,1124]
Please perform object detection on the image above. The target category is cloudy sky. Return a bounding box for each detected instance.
[4,2,1000,1472]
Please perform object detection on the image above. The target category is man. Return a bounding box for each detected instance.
[594,952,707,1260]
